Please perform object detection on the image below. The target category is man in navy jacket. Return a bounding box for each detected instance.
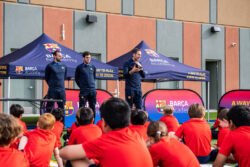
[75,51,97,118]
[123,48,145,109]
[45,50,67,112]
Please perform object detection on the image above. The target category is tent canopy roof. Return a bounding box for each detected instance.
[0,33,118,80]
[108,41,209,82]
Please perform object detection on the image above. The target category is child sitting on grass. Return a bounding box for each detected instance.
[211,107,227,139]
[174,103,211,164]
[213,105,250,167]
[160,105,179,136]
[68,107,102,145]
[0,113,29,167]
[147,121,200,167]
[9,104,27,149]
[210,108,230,161]
[129,110,149,140]
[51,108,64,149]
[18,113,63,167]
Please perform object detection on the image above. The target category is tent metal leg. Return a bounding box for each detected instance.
[207,81,210,122]
[7,77,10,114]
[117,80,119,97]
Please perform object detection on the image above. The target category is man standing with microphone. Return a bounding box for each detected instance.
[75,51,97,119]
[123,48,145,109]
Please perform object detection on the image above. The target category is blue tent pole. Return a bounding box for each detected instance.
[207,81,210,122]
[117,80,119,97]
[7,76,10,114]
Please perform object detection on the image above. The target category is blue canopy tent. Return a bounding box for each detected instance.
[0,33,118,80]
[108,41,211,121]
[108,41,209,82]
[0,33,118,111]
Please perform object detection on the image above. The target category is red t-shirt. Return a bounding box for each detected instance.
[160,115,180,132]
[24,128,57,167]
[9,119,28,149]
[129,125,148,140]
[0,147,30,167]
[217,127,230,147]
[68,122,78,133]
[175,119,211,156]
[144,121,150,128]
[68,124,102,145]
[96,120,104,133]
[51,121,64,148]
[82,127,153,167]
[18,119,27,132]
[219,126,250,167]
[149,137,200,167]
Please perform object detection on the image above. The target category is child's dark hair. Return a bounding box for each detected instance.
[76,107,94,126]
[51,108,64,121]
[100,98,130,130]
[227,105,250,127]
[10,104,24,118]
[217,108,229,121]
[0,113,22,146]
[147,121,167,143]
[188,103,205,118]
[131,110,148,125]
[217,107,227,118]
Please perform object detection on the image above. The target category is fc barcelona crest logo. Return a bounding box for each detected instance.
[44,43,61,53]
[145,49,159,58]
[155,100,166,114]
[15,66,24,74]
[64,101,74,116]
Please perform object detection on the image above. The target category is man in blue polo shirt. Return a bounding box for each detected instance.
[123,48,145,109]
[45,50,67,112]
[75,51,97,118]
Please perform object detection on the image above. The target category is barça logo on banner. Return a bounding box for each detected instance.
[64,101,74,116]
[145,49,159,58]
[15,66,24,74]
[155,100,166,114]
[43,43,61,53]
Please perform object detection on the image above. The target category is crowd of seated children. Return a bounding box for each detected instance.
[211,107,226,139]
[18,113,63,167]
[2,100,250,167]
[213,105,250,167]
[60,98,153,167]
[51,108,64,149]
[210,108,231,161]
[9,104,27,149]
[147,120,200,167]
[129,110,149,140]
[159,105,179,137]
[174,103,212,164]
[0,113,30,167]
[68,107,102,145]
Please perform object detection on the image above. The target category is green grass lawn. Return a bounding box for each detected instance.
[205,112,217,120]
[21,116,39,126]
